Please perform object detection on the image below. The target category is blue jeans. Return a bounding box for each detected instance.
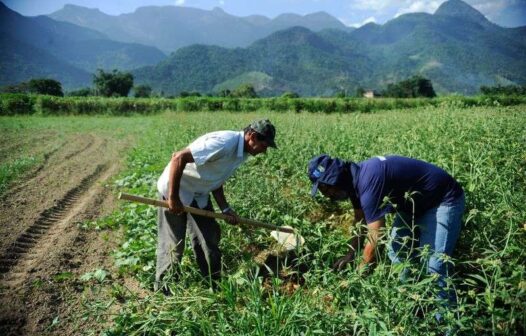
[388,193,465,305]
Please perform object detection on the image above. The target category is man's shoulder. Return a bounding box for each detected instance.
[358,157,384,176]
[204,130,239,142]
[194,130,237,143]
[189,131,242,163]
[356,158,385,191]
[206,130,238,137]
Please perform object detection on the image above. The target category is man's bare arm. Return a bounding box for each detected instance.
[211,185,239,224]
[360,218,385,268]
[167,148,194,213]
[332,208,366,271]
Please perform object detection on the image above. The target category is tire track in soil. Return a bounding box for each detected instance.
[0,162,121,336]
[0,133,135,336]
[0,164,107,277]
[0,134,101,254]
[1,135,95,201]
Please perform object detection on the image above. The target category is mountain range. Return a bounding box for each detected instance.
[1,0,525,95]
[133,0,526,95]
[48,5,350,54]
[0,2,166,88]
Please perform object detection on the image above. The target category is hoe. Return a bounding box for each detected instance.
[118,192,304,250]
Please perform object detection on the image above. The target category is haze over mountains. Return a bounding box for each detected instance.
[48,4,349,54]
[0,2,165,88]
[133,0,526,96]
[1,0,525,95]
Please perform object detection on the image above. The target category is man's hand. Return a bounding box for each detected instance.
[168,197,185,214]
[222,208,240,225]
[332,251,355,271]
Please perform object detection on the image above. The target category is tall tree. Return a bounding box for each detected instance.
[133,84,152,98]
[232,84,258,98]
[384,76,436,98]
[27,78,64,96]
[93,69,134,97]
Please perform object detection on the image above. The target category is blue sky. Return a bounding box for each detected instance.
[4,0,526,27]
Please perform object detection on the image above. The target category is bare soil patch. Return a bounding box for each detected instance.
[0,132,138,335]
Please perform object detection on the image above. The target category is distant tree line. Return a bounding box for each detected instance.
[8,74,525,99]
[0,73,439,99]
[480,84,526,96]
[0,71,271,99]
[382,75,436,98]
[1,78,64,96]
[352,76,436,98]
[0,69,150,98]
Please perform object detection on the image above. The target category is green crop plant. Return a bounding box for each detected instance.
[94,105,525,335]
[2,93,526,116]
[2,103,524,335]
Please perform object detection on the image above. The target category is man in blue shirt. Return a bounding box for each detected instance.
[308,154,465,306]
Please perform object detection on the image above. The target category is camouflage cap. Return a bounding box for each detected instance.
[249,119,277,148]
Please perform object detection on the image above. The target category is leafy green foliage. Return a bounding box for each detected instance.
[179,91,202,98]
[66,88,94,97]
[480,84,526,96]
[0,156,38,195]
[83,105,526,335]
[1,78,64,96]
[281,91,300,98]
[80,269,109,283]
[231,84,258,98]
[133,84,152,98]
[93,69,134,97]
[27,78,64,96]
[383,75,436,98]
[0,94,36,115]
[2,94,525,116]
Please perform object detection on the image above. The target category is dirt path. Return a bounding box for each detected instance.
[0,133,134,335]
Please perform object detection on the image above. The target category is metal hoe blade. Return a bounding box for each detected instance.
[270,226,305,251]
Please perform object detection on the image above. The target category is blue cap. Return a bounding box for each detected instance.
[307,154,348,196]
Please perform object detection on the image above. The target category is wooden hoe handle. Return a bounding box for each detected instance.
[118,193,295,234]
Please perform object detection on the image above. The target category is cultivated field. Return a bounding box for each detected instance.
[0,105,524,335]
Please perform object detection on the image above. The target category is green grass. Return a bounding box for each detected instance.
[2,104,524,335]
[103,105,525,335]
[0,156,38,195]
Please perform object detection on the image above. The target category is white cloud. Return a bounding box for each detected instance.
[175,0,185,6]
[395,1,442,17]
[351,0,396,11]
[469,0,507,15]
[464,0,511,22]
[345,0,518,26]
[219,0,225,5]
[345,16,377,28]
[393,0,512,21]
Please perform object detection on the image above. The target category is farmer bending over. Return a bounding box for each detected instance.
[307,154,465,312]
[155,119,277,291]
